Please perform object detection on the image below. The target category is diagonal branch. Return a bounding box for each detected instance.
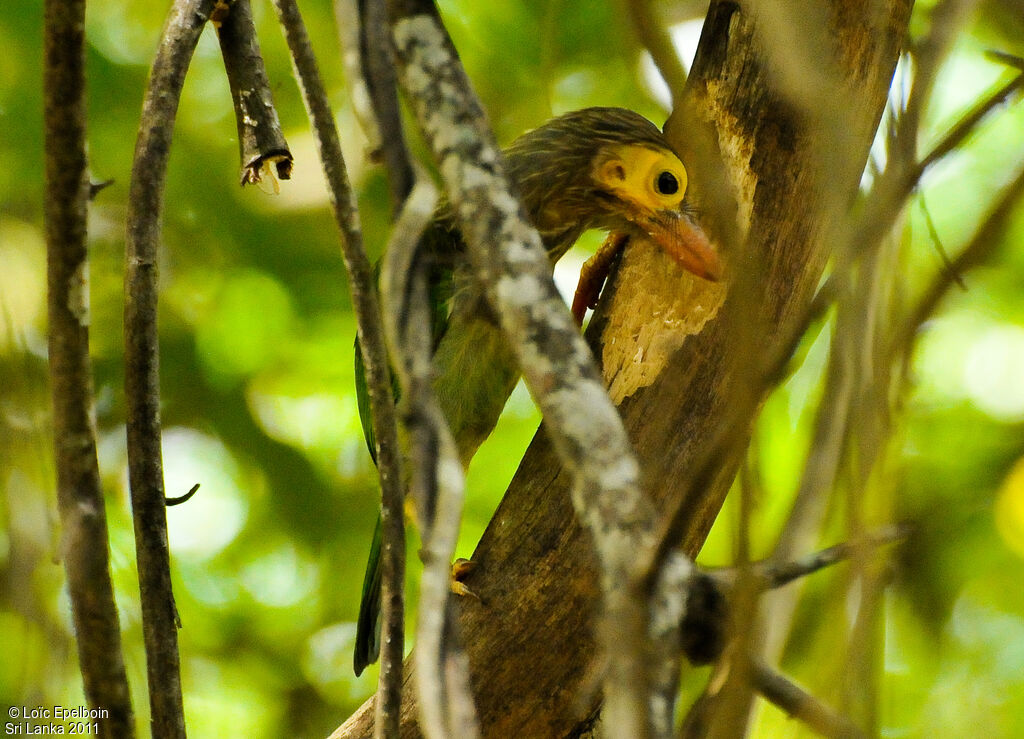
[384,2,698,736]
[895,164,1024,362]
[44,0,135,733]
[123,1,218,735]
[750,661,866,739]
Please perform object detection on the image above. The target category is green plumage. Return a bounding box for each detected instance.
[353,108,690,675]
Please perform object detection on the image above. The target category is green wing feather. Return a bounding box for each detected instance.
[353,205,561,674]
[351,107,689,674]
[352,219,462,676]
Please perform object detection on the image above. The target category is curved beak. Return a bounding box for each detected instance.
[642,209,723,282]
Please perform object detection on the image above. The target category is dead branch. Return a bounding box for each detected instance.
[215,0,293,186]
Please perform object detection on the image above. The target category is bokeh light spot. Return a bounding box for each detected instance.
[996,457,1024,560]
[0,218,45,349]
[964,324,1024,421]
[241,542,319,607]
[163,427,249,561]
[195,270,295,379]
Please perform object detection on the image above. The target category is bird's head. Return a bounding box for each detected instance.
[505,107,723,282]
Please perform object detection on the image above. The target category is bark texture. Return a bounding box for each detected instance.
[44,0,135,733]
[334,1,912,736]
[124,1,218,735]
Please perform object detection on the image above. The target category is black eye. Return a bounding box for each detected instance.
[655,171,679,195]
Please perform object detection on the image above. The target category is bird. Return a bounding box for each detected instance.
[352,106,723,676]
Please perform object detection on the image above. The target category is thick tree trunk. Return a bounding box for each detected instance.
[333,1,912,736]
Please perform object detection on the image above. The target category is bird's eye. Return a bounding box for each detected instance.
[655,171,679,195]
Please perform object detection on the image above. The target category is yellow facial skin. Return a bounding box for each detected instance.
[589,144,722,283]
[593,145,689,213]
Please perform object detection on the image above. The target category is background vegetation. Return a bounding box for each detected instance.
[3,0,1024,735]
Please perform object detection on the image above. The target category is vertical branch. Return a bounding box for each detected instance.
[357,0,415,207]
[215,0,293,186]
[335,0,415,210]
[269,2,406,737]
[43,0,135,735]
[378,176,481,739]
[363,0,416,208]
[124,0,218,735]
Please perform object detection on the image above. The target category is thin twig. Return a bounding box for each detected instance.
[672,526,909,671]
[751,661,866,739]
[166,483,200,507]
[913,71,1023,179]
[895,164,1024,361]
[215,0,293,186]
[124,1,218,735]
[335,0,415,209]
[918,193,966,291]
[335,0,383,155]
[754,525,907,590]
[987,50,1024,70]
[627,0,689,105]
[44,0,135,733]
[269,2,406,737]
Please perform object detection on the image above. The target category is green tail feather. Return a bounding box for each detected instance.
[353,515,382,676]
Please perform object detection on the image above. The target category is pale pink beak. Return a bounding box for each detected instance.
[642,209,723,282]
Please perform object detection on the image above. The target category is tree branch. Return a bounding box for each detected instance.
[750,661,865,739]
[215,0,293,186]
[44,0,134,733]
[334,0,415,210]
[378,173,482,739]
[383,3,708,736]
[123,1,218,735]
[269,2,406,737]
[334,2,911,736]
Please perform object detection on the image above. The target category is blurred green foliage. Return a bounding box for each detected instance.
[2,0,1024,736]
